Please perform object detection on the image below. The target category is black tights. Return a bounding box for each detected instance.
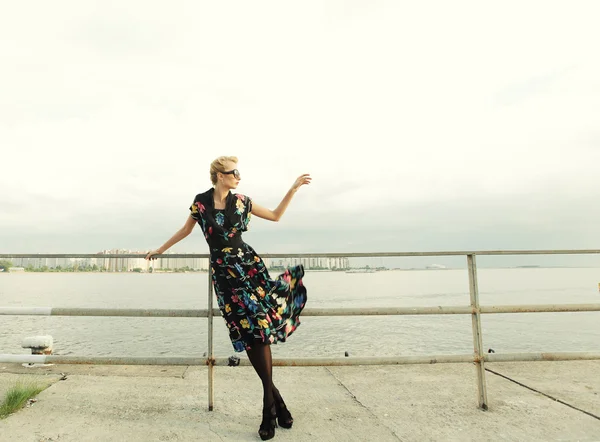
[246,343,283,409]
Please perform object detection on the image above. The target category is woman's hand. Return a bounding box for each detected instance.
[145,250,162,260]
[291,174,311,192]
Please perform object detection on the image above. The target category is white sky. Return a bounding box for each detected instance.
[2,1,600,265]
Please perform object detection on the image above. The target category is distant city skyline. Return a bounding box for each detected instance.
[6,249,352,272]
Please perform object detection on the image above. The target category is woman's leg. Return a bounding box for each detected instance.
[246,346,294,429]
[272,384,282,403]
[246,342,274,408]
[247,343,278,439]
[244,344,289,406]
[271,382,294,428]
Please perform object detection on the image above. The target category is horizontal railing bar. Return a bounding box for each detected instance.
[2,249,600,259]
[2,352,599,366]
[0,355,206,365]
[485,352,600,362]
[0,254,210,259]
[50,308,204,317]
[0,307,53,315]
[479,304,600,313]
[2,304,600,317]
[304,307,472,315]
[305,305,600,315]
[218,355,476,366]
[0,307,209,317]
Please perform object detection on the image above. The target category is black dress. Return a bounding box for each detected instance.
[190,188,307,352]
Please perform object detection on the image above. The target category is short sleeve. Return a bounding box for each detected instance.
[243,195,252,228]
[189,197,202,222]
[245,195,253,215]
[233,194,252,230]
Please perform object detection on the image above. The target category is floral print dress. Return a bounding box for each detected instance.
[190,188,307,352]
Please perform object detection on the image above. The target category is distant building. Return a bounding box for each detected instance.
[264,257,349,270]
[426,264,447,270]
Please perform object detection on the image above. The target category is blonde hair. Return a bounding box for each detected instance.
[210,156,238,185]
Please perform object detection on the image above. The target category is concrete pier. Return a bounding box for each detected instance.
[1,361,599,441]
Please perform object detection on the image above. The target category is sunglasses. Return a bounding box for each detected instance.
[222,169,241,180]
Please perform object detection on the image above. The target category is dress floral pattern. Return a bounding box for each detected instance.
[190,188,307,352]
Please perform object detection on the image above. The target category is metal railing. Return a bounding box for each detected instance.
[1,250,600,411]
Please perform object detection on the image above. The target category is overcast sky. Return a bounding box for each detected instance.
[2,1,600,267]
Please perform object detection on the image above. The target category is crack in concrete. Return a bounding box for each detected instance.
[181,366,190,379]
[485,368,600,421]
[207,422,225,441]
[325,367,404,441]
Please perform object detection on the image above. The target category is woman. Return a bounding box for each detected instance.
[145,156,310,440]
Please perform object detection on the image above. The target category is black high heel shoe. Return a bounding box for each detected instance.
[259,403,277,441]
[275,398,294,429]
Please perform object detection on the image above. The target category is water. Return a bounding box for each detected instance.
[1,268,599,359]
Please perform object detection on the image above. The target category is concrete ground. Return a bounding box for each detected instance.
[0,361,599,442]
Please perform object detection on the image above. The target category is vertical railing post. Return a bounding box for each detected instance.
[207,265,215,411]
[467,254,488,410]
